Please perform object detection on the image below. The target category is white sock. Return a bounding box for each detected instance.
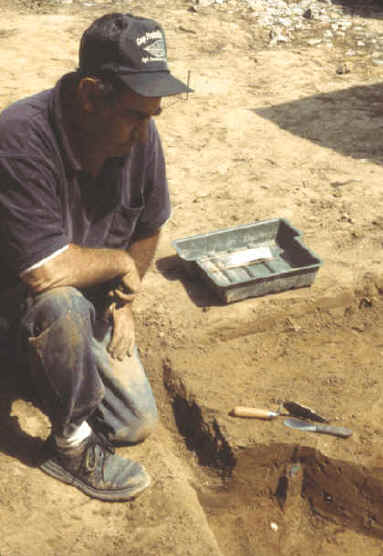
[54,421,92,450]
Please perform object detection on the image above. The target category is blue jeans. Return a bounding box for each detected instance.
[14,286,158,442]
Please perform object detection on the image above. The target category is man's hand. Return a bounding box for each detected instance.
[108,268,141,304]
[105,302,136,360]
[104,266,141,360]
[117,266,142,300]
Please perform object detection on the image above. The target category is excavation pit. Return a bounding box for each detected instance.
[161,287,383,555]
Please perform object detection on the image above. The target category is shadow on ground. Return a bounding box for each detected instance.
[156,255,224,308]
[334,0,383,18]
[255,82,383,165]
[0,359,45,467]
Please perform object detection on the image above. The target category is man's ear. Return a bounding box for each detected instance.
[77,77,103,113]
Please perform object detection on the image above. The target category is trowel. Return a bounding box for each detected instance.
[284,417,352,438]
[229,406,280,420]
[229,401,328,422]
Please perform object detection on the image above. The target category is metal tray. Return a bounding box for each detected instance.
[172,218,322,303]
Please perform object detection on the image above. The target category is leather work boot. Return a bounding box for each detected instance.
[40,432,151,501]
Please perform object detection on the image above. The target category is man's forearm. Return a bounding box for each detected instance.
[21,243,139,294]
[128,230,161,279]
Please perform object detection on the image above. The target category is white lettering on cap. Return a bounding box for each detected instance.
[136,30,163,46]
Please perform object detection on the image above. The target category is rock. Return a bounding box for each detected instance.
[278,17,293,27]
[339,20,352,30]
[303,8,313,19]
[291,7,304,16]
[197,0,215,6]
[336,62,351,75]
[338,62,351,74]
[307,38,322,46]
[269,28,289,45]
[185,0,383,71]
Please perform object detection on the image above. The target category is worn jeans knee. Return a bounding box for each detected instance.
[21,286,95,337]
[18,286,158,441]
[20,286,104,434]
[115,404,158,445]
[104,411,158,445]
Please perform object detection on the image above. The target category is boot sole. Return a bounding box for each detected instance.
[40,458,151,502]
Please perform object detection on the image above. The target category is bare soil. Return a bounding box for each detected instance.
[1,1,383,555]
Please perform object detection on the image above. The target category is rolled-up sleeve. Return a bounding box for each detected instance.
[0,155,69,274]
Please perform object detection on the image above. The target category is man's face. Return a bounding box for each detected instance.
[92,86,162,156]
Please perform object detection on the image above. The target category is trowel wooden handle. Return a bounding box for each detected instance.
[230,406,279,420]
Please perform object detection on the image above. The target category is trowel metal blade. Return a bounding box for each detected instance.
[284,418,353,438]
[283,401,328,423]
[284,418,316,432]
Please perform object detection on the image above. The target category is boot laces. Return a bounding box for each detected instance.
[84,430,115,473]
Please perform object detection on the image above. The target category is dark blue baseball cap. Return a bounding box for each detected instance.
[79,13,193,97]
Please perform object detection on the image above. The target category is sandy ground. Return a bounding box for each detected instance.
[1,0,383,554]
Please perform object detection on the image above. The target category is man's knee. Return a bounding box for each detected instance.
[134,408,159,443]
[22,286,94,335]
[113,407,158,445]
[32,286,90,316]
